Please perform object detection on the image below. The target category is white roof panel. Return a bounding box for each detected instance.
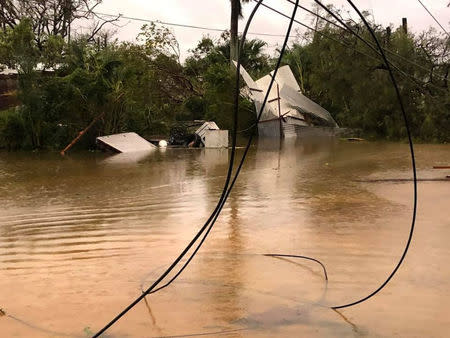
[97,132,156,153]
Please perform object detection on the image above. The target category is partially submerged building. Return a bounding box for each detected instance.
[168,120,229,148]
[235,62,339,138]
[195,121,228,148]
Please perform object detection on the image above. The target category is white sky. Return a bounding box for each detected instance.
[91,0,450,60]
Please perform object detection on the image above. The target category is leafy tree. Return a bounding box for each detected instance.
[183,34,266,132]
[138,23,180,62]
[0,19,39,72]
[282,17,449,142]
[0,0,119,48]
[0,8,448,150]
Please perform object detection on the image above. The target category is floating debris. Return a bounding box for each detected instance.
[345,137,365,142]
[195,122,229,148]
[96,132,156,153]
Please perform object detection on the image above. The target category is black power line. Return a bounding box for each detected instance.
[92,0,420,332]
[92,6,446,82]
[92,0,301,335]
[416,0,450,37]
[256,2,375,58]
[257,0,447,91]
[317,0,417,310]
[287,0,447,81]
[293,2,345,30]
[91,10,293,38]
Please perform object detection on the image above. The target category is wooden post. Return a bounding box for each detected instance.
[60,112,105,156]
[402,18,408,34]
[277,83,283,140]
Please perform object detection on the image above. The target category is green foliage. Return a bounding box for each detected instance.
[0,21,197,149]
[138,23,180,61]
[0,19,39,73]
[0,12,448,150]
[183,35,264,132]
[0,108,26,150]
[186,34,270,78]
[282,21,449,142]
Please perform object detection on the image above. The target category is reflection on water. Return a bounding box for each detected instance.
[102,149,156,165]
[0,140,449,337]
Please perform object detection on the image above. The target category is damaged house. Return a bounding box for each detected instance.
[235,62,339,138]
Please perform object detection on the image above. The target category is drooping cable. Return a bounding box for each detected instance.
[147,0,418,314]
[143,0,268,296]
[145,0,303,299]
[92,1,301,336]
[328,0,418,309]
[92,0,417,332]
[91,2,261,333]
[264,254,328,280]
[177,0,303,291]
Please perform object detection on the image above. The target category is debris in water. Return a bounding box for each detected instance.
[345,137,365,141]
[96,132,156,153]
[195,121,229,148]
[235,61,338,138]
[332,309,359,334]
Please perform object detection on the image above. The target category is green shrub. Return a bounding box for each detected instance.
[0,108,26,150]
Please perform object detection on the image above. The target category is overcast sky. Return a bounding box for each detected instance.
[91,0,450,59]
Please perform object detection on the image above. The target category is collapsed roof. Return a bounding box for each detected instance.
[234,62,338,128]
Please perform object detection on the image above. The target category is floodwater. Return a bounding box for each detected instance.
[0,139,449,337]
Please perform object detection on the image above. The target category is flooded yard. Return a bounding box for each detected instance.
[1,140,449,337]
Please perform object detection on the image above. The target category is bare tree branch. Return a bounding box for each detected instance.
[0,0,120,46]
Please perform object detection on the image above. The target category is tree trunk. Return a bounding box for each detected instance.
[230,0,239,65]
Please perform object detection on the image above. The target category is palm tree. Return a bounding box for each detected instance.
[230,0,250,64]
[218,38,269,74]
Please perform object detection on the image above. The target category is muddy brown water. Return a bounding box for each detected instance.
[0,139,449,337]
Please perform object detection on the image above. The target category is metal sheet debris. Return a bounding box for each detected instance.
[234,62,339,138]
[195,121,220,139]
[195,122,228,148]
[96,132,156,153]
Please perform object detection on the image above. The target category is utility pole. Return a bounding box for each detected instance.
[230,0,240,65]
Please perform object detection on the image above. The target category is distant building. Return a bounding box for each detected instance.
[0,66,57,111]
[0,69,19,111]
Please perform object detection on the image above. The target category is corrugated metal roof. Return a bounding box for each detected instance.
[235,63,338,128]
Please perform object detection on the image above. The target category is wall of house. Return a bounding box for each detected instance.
[0,74,19,110]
